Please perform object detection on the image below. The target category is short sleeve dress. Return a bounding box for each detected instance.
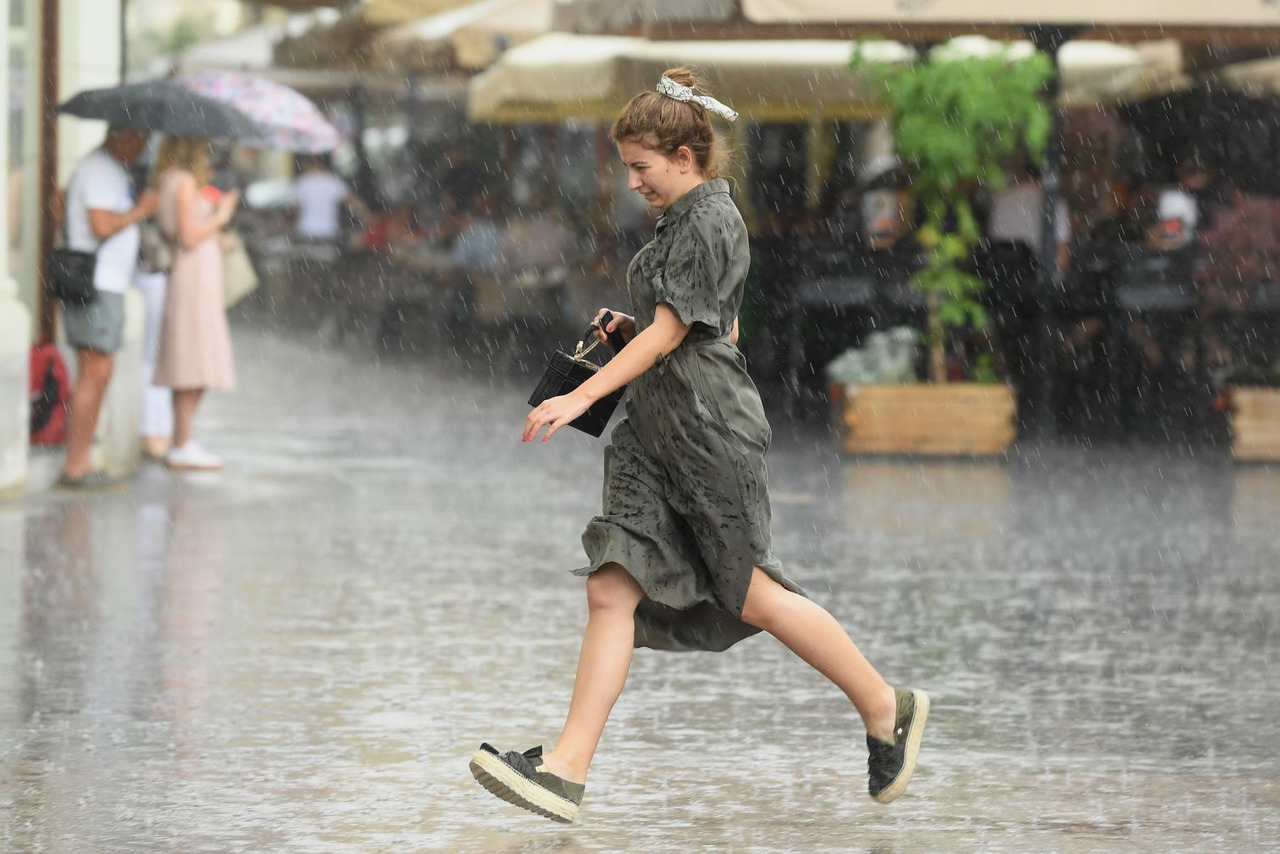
[575,178,806,652]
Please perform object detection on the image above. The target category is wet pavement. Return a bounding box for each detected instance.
[2,322,1278,853]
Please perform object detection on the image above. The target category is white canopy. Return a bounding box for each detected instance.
[371,0,554,73]
[137,10,392,94]
[468,32,1183,122]
[1221,55,1280,95]
[936,36,1184,106]
[741,0,1280,29]
[150,10,341,76]
[469,35,915,122]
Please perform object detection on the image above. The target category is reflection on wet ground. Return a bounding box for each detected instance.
[1,325,1277,852]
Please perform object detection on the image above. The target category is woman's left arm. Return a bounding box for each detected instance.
[523,304,688,442]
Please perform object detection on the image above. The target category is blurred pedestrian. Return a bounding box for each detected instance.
[450,191,506,325]
[57,125,159,490]
[450,190,503,271]
[1148,152,1227,251]
[501,202,572,273]
[358,201,425,254]
[133,261,172,460]
[151,136,239,471]
[290,154,366,242]
[860,154,913,252]
[470,68,928,824]
[987,157,1071,272]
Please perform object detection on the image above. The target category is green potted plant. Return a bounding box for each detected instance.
[833,40,1053,456]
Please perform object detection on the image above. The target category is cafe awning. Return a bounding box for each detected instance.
[468,32,1183,123]
[370,0,554,74]
[155,10,340,74]
[452,0,554,70]
[355,0,482,27]
[740,0,1280,42]
[1221,55,1280,96]
[468,34,646,122]
[257,0,344,8]
[468,35,917,123]
[938,37,1185,107]
[259,0,477,25]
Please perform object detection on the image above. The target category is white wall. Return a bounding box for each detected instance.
[0,276,30,499]
[0,2,32,497]
[58,0,124,183]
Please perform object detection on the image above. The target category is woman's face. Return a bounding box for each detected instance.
[616,140,699,211]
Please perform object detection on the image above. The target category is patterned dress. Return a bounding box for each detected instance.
[575,178,805,652]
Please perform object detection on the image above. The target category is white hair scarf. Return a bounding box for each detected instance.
[655,76,738,122]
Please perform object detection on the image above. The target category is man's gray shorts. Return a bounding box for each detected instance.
[63,291,125,354]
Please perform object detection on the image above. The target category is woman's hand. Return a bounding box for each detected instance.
[216,189,242,227]
[524,391,591,443]
[593,308,635,346]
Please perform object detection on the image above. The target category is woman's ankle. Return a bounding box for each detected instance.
[861,683,899,744]
[541,747,589,784]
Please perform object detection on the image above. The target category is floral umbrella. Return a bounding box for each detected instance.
[173,72,340,154]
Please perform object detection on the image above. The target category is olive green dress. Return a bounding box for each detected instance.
[575,178,805,652]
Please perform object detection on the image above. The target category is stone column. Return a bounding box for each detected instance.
[0,2,31,499]
[0,278,30,500]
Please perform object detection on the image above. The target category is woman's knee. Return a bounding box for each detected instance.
[740,567,784,631]
[585,564,643,614]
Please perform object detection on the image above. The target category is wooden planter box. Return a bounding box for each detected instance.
[1231,387,1280,462]
[832,383,1017,457]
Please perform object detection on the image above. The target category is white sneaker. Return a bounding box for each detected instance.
[165,441,223,471]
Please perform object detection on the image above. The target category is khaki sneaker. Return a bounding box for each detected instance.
[866,687,930,803]
[56,471,125,492]
[469,743,584,823]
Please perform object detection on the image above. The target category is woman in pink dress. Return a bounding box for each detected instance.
[151,136,240,471]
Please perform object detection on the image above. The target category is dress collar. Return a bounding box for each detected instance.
[656,178,729,231]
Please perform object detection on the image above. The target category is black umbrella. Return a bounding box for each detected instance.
[56,80,261,139]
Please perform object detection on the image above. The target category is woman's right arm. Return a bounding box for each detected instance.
[175,174,233,250]
[576,304,688,404]
[522,305,688,442]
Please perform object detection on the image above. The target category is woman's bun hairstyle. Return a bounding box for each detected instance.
[611,67,731,178]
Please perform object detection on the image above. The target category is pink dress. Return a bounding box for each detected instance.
[153,169,236,391]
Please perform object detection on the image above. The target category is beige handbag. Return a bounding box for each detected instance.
[223,230,259,307]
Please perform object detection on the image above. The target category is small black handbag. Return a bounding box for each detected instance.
[46,247,98,306]
[46,171,99,306]
[528,311,628,438]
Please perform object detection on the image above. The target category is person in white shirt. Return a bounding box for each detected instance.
[987,162,1071,273]
[58,126,159,490]
[290,155,365,241]
[1149,187,1198,250]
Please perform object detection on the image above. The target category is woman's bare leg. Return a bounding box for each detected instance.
[540,564,644,784]
[172,388,204,448]
[740,568,898,742]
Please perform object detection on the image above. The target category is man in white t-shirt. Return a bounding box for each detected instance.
[58,125,158,489]
[291,156,364,240]
[988,177,1071,272]
[1150,187,1198,250]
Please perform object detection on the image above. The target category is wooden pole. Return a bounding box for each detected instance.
[37,0,59,339]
